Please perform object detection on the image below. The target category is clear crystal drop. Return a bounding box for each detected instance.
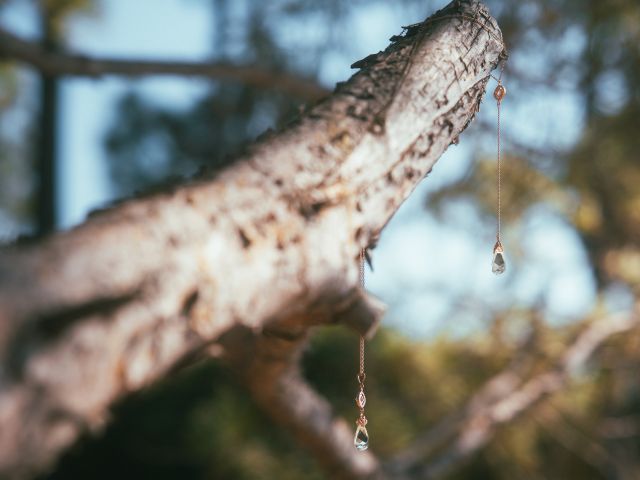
[354,424,369,451]
[492,250,506,275]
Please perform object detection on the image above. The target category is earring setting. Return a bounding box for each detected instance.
[353,250,370,451]
[492,76,506,275]
[354,383,369,451]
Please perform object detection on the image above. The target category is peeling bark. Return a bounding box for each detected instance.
[0,1,505,478]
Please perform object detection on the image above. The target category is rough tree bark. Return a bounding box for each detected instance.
[0,1,505,479]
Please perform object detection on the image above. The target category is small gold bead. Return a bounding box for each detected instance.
[493,84,506,102]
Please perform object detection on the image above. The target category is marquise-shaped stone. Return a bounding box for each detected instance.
[356,391,366,409]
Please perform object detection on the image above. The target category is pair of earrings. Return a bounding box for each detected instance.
[353,73,507,451]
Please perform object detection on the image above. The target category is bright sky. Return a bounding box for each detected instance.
[0,0,603,338]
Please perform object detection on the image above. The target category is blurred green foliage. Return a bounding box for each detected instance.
[2,0,640,477]
[0,61,35,235]
[39,324,640,479]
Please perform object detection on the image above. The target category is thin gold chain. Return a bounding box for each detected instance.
[359,249,365,378]
[495,62,505,244]
[496,91,502,242]
[355,248,367,432]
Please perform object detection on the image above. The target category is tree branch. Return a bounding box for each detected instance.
[0,27,329,101]
[388,312,640,479]
[534,405,618,477]
[220,318,384,480]
[0,1,504,478]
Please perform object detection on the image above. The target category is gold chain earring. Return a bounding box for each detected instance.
[491,63,507,275]
[352,67,509,451]
[354,248,369,451]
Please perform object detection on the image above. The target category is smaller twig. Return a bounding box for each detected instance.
[388,330,538,472]
[219,323,384,480]
[535,404,617,477]
[598,415,640,439]
[388,312,639,479]
[422,313,638,479]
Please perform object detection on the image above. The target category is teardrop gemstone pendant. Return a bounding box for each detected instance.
[492,241,506,275]
[354,423,369,451]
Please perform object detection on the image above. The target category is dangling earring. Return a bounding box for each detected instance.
[354,248,369,451]
[491,64,506,275]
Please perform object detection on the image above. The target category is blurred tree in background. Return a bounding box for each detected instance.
[0,0,94,236]
[0,49,35,234]
[1,0,640,479]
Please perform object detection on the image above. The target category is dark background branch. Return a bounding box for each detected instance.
[0,27,330,102]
